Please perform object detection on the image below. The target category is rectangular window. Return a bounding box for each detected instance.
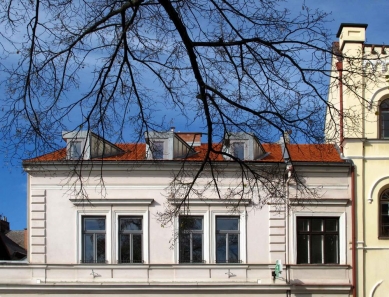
[232,142,244,159]
[297,217,339,264]
[119,217,143,263]
[216,217,240,263]
[179,216,203,263]
[69,140,82,159]
[82,217,106,263]
[152,141,164,159]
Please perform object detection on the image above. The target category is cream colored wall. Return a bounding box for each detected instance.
[329,24,389,297]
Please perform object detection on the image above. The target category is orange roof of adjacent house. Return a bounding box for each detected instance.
[26,143,343,163]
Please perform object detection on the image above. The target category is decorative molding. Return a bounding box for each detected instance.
[356,246,389,250]
[70,198,154,206]
[369,176,389,203]
[369,280,383,297]
[368,86,389,110]
[168,198,251,206]
[289,198,350,206]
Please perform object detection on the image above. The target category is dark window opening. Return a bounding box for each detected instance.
[216,217,240,263]
[119,217,143,263]
[380,99,389,139]
[297,217,339,264]
[179,216,203,263]
[379,189,389,238]
[152,141,164,159]
[82,217,106,263]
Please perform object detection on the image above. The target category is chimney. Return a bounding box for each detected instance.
[0,216,10,233]
[24,228,28,250]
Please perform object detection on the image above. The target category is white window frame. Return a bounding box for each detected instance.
[211,210,247,264]
[174,210,209,264]
[292,212,346,265]
[77,210,111,264]
[114,210,149,264]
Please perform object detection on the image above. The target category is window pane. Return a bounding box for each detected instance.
[192,234,203,263]
[120,234,130,262]
[297,234,309,264]
[216,234,226,263]
[325,235,338,264]
[83,234,94,263]
[70,141,82,159]
[179,234,191,263]
[381,225,389,237]
[297,219,309,232]
[311,219,323,232]
[216,217,239,231]
[382,203,389,215]
[84,218,105,231]
[153,141,164,159]
[232,142,244,159]
[311,235,323,264]
[180,217,202,231]
[326,219,338,232]
[96,234,105,263]
[133,234,142,262]
[120,218,142,231]
[228,234,239,263]
[381,112,389,138]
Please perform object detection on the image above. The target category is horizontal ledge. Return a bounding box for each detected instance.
[289,198,350,206]
[0,283,352,292]
[168,198,251,206]
[69,198,154,206]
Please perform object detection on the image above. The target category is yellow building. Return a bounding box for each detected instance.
[327,23,389,297]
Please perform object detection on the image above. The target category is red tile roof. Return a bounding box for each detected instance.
[26,143,343,163]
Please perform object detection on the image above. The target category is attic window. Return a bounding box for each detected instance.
[69,141,82,159]
[232,142,244,159]
[153,141,164,159]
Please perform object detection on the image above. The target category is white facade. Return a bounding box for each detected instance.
[0,133,353,296]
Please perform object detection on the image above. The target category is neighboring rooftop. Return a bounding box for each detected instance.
[0,216,27,261]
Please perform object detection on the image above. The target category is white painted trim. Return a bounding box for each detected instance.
[70,198,154,206]
[291,212,346,265]
[369,280,383,297]
[169,198,251,206]
[210,209,247,264]
[77,210,111,264]
[289,199,350,206]
[343,155,389,160]
[356,246,389,250]
[113,209,149,264]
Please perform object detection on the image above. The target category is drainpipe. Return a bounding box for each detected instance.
[339,154,356,297]
[351,165,356,297]
[285,164,293,287]
[336,61,344,153]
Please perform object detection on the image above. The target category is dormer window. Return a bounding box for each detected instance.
[153,141,164,159]
[222,132,266,161]
[232,142,244,159]
[145,131,197,160]
[63,130,124,160]
[69,141,82,159]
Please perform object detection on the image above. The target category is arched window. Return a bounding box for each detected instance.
[379,189,389,238]
[379,99,389,139]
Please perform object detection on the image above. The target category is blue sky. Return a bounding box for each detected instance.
[1,0,389,230]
